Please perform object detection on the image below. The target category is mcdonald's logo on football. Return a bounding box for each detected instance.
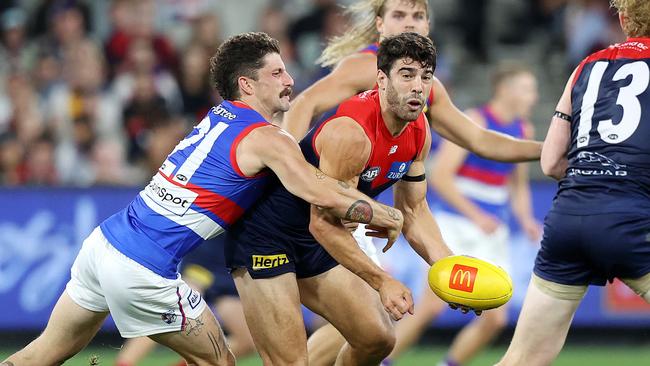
[449,264,478,292]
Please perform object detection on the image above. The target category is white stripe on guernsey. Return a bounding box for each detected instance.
[173,122,229,185]
[139,191,224,240]
[456,177,509,205]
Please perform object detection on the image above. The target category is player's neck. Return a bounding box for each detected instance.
[381,108,410,136]
[237,97,274,121]
[487,100,519,124]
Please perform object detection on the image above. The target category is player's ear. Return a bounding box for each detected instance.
[238,76,254,96]
[376,15,384,34]
[377,69,388,90]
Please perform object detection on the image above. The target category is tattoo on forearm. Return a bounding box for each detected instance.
[184,315,205,336]
[338,180,350,189]
[385,206,400,221]
[345,200,373,223]
[315,169,326,180]
[1,362,15,366]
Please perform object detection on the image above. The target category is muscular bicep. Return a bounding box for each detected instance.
[315,117,371,182]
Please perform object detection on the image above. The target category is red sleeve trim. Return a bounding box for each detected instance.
[230,122,271,178]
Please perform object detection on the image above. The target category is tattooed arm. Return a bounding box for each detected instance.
[240,124,403,239]
[308,118,414,321]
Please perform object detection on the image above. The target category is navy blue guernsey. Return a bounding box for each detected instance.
[553,38,650,215]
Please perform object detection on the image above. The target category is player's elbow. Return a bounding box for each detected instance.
[540,156,565,180]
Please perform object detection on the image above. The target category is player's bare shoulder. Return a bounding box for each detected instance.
[332,53,379,91]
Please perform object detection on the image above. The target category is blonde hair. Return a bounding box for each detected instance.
[611,0,650,37]
[318,0,428,67]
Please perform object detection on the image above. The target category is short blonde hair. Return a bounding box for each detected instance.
[611,0,650,37]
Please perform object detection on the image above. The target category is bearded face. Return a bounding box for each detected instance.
[385,78,426,121]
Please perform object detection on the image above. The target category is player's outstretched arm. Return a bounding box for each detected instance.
[239,125,403,237]
[541,70,575,180]
[427,77,542,162]
[394,129,453,265]
[281,54,377,139]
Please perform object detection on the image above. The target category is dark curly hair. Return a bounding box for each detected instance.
[377,32,437,76]
[209,32,280,100]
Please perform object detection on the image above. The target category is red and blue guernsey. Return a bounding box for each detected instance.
[100,101,271,278]
[437,106,525,221]
[306,90,427,197]
[552,37,650,214]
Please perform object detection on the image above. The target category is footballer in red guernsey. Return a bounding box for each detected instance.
[225,32,454,366]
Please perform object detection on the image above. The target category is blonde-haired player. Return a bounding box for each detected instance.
[283,1,543,365]
[498,1,650,365]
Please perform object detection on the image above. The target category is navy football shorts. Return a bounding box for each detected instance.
[534,210,650,286]
[224,221,338,280]
[180,236,238,300]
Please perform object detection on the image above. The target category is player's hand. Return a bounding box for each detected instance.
[340,219,360,233]
[472,213,501,235]
[366,208,403,253]
[377,276,414,321]
[448,303,483,316]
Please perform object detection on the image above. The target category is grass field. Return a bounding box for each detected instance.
[3,345,650,365]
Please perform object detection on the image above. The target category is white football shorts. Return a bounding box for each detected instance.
[66,227,207,338]
[353,224,381,266]
[434,211,510,273]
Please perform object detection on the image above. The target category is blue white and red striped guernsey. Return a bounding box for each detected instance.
[438,106,525,222]
[100,101,271,278]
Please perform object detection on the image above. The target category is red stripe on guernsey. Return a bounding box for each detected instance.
[229,100,254,110]
[573,38,650,87]
[176,287,187,331]
[457,165,508,186]
[229,122,270,178]
[159,172,244,225]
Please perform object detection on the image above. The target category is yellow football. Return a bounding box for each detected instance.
[428,255,513,311]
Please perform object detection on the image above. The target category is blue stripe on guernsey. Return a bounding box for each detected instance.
[101,101,271,278]
[437,106,524,221]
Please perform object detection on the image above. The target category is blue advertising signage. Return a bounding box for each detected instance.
[0,183,648,331]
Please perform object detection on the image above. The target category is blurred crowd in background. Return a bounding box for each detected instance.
[0,0,625,187]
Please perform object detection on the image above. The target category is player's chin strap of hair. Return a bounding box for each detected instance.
[554,111,572,122]
[401,174,426,182]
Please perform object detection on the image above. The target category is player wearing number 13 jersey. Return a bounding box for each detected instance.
[498,3,650,365]
[2,32,404,366]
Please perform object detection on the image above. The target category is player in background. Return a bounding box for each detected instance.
[427,62,541,366]
[115,236,255,366]
[1,32,403,366]
[498,2,650,365]
[283,0,542,163]
[226,32,452,366]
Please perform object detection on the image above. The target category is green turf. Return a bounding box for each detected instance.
[2,345,649,365]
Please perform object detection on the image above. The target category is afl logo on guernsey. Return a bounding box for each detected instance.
[361,167,381,182]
